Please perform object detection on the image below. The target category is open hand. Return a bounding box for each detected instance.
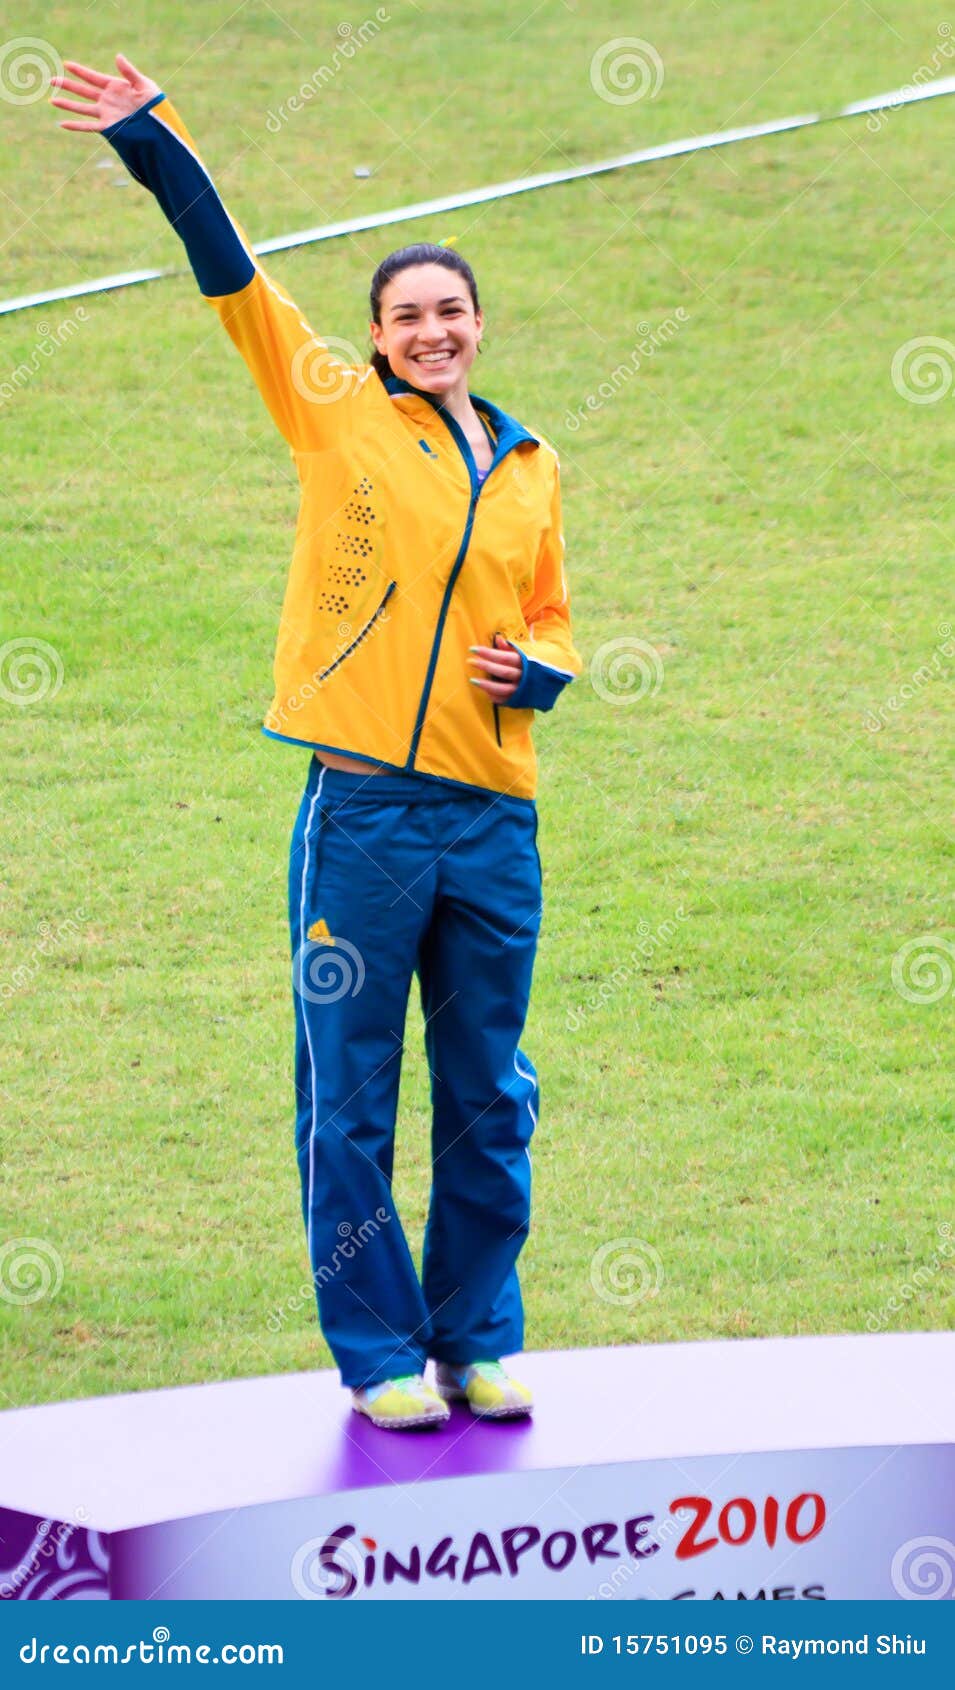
[49,53,160,133]
[468,633,523,702]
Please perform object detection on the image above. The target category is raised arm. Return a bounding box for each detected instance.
[50,54,371,450]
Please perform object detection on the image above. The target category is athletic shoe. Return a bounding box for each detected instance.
[434,1359,534,1418]
[351,1372,450,1429]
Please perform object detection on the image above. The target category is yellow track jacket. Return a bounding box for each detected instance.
[106,95,583,799]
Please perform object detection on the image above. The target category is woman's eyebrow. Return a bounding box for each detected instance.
[389,295,467,312]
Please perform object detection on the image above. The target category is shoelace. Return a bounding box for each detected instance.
[363,1373,428,1404]
[469,1361,507,1383]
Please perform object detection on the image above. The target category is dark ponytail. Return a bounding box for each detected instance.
[368,242,482,381]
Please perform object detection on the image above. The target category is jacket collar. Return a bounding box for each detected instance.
[383,374,540,457]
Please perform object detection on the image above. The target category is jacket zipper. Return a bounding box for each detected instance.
[315,581,396,683]
[406,490,480,765]
[403,397,535,770]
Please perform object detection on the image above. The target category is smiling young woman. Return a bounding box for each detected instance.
[325,248,497,774]
[51,53,583,1430]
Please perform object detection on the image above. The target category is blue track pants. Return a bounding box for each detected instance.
[288,755,543,1390]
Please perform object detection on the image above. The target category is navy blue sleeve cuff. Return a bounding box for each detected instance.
[499,648,575,712]
[104,95,255,298]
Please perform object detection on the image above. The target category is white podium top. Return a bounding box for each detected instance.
[0,1332,951,1533]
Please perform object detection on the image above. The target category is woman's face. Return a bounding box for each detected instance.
[370,263,483,395]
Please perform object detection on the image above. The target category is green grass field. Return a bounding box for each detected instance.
[1,0,952,1408]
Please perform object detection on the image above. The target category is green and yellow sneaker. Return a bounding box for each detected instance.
[351,1372,450,1430]
[434,1359,534,1419]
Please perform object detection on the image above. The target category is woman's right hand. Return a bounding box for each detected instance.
[50,53,161,132]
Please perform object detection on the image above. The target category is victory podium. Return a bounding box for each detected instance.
[1,1333,952,1601]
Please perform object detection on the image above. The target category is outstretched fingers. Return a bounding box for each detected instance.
[62,59,111,87]
[115,53,149,88]
[49,76,99,99]
[50,73,104,129]
[50,96,99,116]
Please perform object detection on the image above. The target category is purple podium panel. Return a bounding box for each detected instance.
[1,1334,953,1601]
